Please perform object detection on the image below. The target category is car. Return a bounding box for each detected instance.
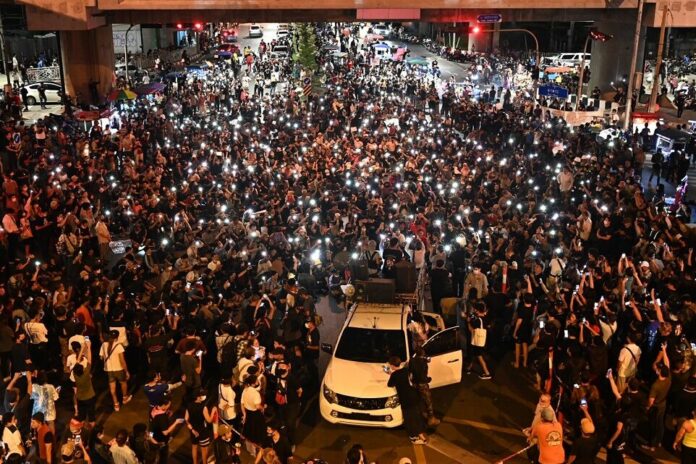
[277,29,290,39]
[21,82,62,105]
[222,29,238,42]
[270,44,290,60]
[215,43,240,59]
[249,24,263,38]
[320,302,462,428]
[371,23,391,37]
[545,52,591,68]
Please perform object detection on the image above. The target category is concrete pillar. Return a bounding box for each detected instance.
[588,13,646,93]
[491,22,501,51]
[60,25,115,106]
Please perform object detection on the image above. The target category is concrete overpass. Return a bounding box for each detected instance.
[11,0,696,105]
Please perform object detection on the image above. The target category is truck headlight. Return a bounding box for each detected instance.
[384,394,400,409]
[323,385,338,404]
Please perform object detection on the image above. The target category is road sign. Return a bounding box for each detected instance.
[538,85,569,99]
[477,14,502,24]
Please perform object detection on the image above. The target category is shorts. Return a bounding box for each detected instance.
[107,370,126,382]
[77,397,96,422]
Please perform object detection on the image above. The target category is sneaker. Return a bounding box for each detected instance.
[479,373,492,380]
[123,395,133,405]
[410,438,427,445]
[113,403,120,412]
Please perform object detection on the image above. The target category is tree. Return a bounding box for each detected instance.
[292,24,318,74]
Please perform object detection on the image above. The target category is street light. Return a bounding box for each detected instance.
[576,28,613,110]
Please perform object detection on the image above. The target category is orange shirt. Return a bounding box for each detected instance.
[75,305,95,333]
[531,421,565,464]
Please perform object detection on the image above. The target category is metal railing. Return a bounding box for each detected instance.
[26,66,59,83]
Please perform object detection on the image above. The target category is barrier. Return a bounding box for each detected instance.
[26,66,60,83]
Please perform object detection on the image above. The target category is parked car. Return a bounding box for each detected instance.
[545,52,591,68]
[270,44,290,60]
[371,23,391,37]
[215,43,240,59]
[21,82,62,105]
[320,303,462,427]
[222,28,238,42]
[249,24,263,38]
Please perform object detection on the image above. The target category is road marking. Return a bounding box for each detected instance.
[412,442,427,464]
[441,416,525,437]
[424,433,489,464]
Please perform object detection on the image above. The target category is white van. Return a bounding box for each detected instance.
[547,52,591,68]
[320,303,462,427]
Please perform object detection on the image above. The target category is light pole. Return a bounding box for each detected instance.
[648,3,671,112]
[576,29,613,110]
[624,0,645,130]
[124,24,134,86]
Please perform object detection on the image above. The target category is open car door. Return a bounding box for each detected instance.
[422,326,462,388]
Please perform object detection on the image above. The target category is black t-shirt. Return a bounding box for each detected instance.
[570,435,599,463]
[270,434,292,464]
[387,367,420,408]
[150,412,172,444]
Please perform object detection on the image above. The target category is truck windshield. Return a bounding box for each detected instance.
[335,328,407,363]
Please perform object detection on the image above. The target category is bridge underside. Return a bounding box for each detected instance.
[16,0,696,30]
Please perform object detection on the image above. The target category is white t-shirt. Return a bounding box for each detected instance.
[241,386,262,411]
[66,353,88,382]
[25,321,48,344]
[100,342,125,372]
[218,384,237,421]
[2,425,23,456]
[618,343,641,378]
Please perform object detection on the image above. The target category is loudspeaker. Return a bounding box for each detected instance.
[359,278,395,304]
[350,260,370,281]
[394,261,417,293]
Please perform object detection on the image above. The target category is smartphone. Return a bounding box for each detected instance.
[56,386,62,393]
[607,368,613,376]
[382,365,391,374]
[85,336,90,342]
[656,298,662,306]
[573,383,580,389]
[582,317,587,324]
[165,308,171,316]
[196,350,203,357]
[148,432,154,439]
[580,398,588,407]
[74,435,82,445]
[539,321,545,329]
[564,330,569,339]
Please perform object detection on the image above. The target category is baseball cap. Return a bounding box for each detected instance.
[581,418,595,434]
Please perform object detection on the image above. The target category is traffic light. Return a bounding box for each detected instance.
[468,25,481,34]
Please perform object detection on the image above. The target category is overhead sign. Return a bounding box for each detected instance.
[477,14,502,24]
[539,85,569,99]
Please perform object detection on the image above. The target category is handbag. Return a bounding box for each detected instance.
[472,317,487,347]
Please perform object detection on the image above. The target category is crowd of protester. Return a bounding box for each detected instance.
[0,21,693,464]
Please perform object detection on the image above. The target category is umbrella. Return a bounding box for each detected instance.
[134,82,166,96]
[545,66,573,74]
[107,88,137,101]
